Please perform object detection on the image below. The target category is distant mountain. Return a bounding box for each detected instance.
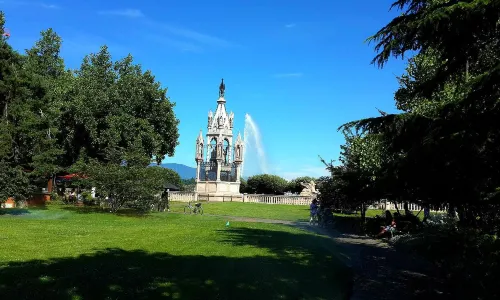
[159,163,196,179]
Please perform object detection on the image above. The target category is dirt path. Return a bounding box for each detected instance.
[200,214,445,300]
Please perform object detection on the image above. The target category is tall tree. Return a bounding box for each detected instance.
[20,29,67,181]
[343,0,500,219]
[62,46,180,167]
[0,11,32,202]
[322,129,385,225]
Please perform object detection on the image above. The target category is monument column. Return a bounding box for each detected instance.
[236,164,241,182]
[195,160,201,182]
[216,160,222,181]
[216,139,223,182]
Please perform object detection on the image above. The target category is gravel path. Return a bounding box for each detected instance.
[203,214,447,300]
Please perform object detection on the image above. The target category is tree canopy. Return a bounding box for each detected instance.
[319,0,500,227]
[244,174,289,195]
[0,12,180,205]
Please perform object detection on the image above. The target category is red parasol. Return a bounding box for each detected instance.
[57,173,88,180]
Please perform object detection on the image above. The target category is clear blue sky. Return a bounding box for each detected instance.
[2,0,407,179]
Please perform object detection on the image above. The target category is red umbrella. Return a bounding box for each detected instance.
[57,173,88,180]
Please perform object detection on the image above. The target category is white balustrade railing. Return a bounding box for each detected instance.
[167,192,196,202]
[160,192,448,212]
[369,200,447,212]
[243,194,312,205]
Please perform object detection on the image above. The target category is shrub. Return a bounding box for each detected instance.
[81,191,96,206]
[48,192,65,205]
[391,216,500,299]
[246,174,288,195]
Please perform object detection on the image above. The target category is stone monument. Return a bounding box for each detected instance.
[299,180,320,198]
[194,79,244,201]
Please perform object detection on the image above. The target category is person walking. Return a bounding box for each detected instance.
[309,199,319,225]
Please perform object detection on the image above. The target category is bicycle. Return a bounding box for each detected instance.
[184,202,204,215]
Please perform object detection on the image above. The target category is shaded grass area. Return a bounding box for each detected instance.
[0,206,352,299]
[169,201,310,222]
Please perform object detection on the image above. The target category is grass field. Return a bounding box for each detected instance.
[169,201,310,222]
[0,205,352,300]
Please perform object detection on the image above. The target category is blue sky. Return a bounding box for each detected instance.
[2,0,407,179]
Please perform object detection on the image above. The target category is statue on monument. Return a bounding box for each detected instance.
[300,180,319,197]
[217,142,223,158]
[218,115,224,127]
[235,146,241,160]
[208,111,213,127]
[198,144,203,159]
[223,147,228,163]
[219,78,225,98]
[229,112,234,128]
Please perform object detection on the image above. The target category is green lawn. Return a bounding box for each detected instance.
[169,201,310,222]
[0,205,352,300]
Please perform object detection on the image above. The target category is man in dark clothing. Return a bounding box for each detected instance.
[160,189,170,212]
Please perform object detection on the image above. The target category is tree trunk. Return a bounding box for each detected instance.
[404,201,411,216]
[360,201,366,234]
[394,199,401,215]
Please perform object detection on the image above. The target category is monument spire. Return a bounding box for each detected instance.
[219,78,225,98]
[195,78,244,200]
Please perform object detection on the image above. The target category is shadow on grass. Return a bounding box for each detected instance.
[331,215,365,234]
[60,206,151,218]
[219,227,344,261]
[303,224,447,299]
[0,230,353,300]
[0,208,32,216]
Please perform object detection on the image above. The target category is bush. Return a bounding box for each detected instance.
[246,174,288,195]
[81,191,96,206]
[48,192,65,205]
[287,176,316,194]
[392,216,500,299]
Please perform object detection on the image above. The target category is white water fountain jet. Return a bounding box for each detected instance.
[242,113,269,177]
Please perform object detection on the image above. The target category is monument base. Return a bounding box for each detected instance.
[195,181,242,202]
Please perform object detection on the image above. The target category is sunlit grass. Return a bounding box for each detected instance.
[168,201,310,222]
[0,205,352,299]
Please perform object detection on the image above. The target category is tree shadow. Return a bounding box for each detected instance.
[0,208,32,216]
[303,226,449,299]
[218,227,346,262]
[0,247,352,300]
[60,206,151,218]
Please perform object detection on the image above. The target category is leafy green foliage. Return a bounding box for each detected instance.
[287,176,316,194]
[393,221,500,300]
[239,177,247,193]
[331,2,500,296]
[180,178,196,192]
[0,161,32,202]
[320,129,385,224]
[335,0,500,221]
[245,174,289,195]
[76,160,177,212]
[61,47,179,166]
[0,12,180,203]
